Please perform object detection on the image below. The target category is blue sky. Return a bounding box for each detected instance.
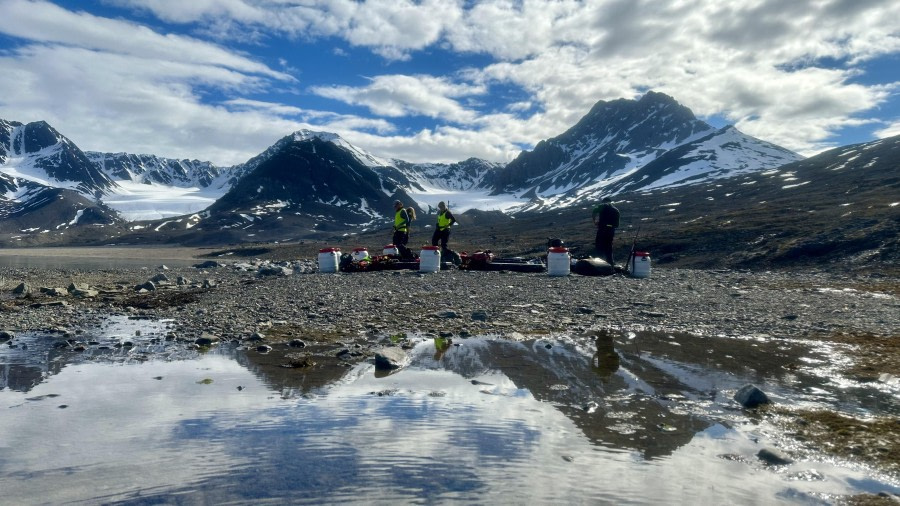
[0,0,898,166]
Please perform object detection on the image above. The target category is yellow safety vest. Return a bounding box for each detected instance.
[437,210,452,230]
[394,209,408,232]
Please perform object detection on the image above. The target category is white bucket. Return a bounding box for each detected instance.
[547,247,570,276]
[351,247,369,262]
[383,244,399,256]
[419,246,441,272]
[629,251,651,278]
[318,247,341,273]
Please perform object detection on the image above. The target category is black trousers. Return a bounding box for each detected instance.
[595,226,615,265]
[431,228,450,250]
[393,230,412,259]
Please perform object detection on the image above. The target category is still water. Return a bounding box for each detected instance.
[1,318,897,504]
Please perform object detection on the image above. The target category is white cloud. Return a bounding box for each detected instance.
[875,121,900,139]
[0,0,292,80]
[2,0,900,165]
[311,75,486,123]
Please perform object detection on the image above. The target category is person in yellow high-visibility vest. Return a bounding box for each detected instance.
[430,201,456,252]
[392,200,412,259]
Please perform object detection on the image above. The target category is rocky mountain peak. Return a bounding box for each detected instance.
[0,118,115,197]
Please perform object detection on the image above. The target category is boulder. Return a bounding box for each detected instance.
[375,347,409,371]
[71,288,99,298]
[67,282,90,294]
[471,310,490,321]
[734,384,771,408]
[258,265,292,277]
[195,333,220,347]
[12,283,31,296]
[246,332,266,342]
[0,330,13,342]
[194,260,221,269]
[134,281,156,292]
[149,273,170,283]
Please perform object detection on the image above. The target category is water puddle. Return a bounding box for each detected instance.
[1,318,897,504]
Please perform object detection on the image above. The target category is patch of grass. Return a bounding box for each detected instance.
[265,323,346,344]
[773,407,900,476]
[119,289,207,309]
[803,332,900,381]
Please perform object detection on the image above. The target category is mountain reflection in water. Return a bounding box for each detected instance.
[1,320,897,504]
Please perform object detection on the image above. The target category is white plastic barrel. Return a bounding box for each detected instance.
[351,247,369,262]
[629,251,651,278]
[419,245,441,272]
[318,247,341,273]
[547,247,571,276]
[383,244,399,256]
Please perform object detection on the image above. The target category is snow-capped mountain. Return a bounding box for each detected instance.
[493,92,803,211]
[0,119,115,197]
[88,152,224,188]
[2,91,813,245]
[195,132,419,235]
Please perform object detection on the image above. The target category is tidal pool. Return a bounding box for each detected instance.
[1,318,897,504]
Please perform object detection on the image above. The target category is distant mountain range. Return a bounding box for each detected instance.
[4,91,887,252]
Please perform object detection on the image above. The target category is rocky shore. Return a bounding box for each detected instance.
[2,259,896,343]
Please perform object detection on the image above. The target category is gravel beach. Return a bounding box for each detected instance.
[2,259,896,341]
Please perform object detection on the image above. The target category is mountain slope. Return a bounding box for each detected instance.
[0,173,121,242]
[492,92,803,210]
[398,134,898,271]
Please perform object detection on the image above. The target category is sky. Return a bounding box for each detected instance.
[0,0,898,167]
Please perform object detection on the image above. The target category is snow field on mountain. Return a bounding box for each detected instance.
[102,180,227,221]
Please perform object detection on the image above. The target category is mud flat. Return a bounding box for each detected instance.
[1,257,898,503]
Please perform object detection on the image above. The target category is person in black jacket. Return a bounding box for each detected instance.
[592,197,620,265]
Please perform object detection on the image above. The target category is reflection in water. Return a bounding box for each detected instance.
[433,337,452,361]
[592,329,620,380]
[1,322,898,504]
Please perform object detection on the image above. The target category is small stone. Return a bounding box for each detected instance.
[757,448,793,466]
[471,310,490,321]
[734,384,771,408]
[375,347,409,370]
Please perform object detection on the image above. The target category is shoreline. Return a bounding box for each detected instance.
[0,246,212,260]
